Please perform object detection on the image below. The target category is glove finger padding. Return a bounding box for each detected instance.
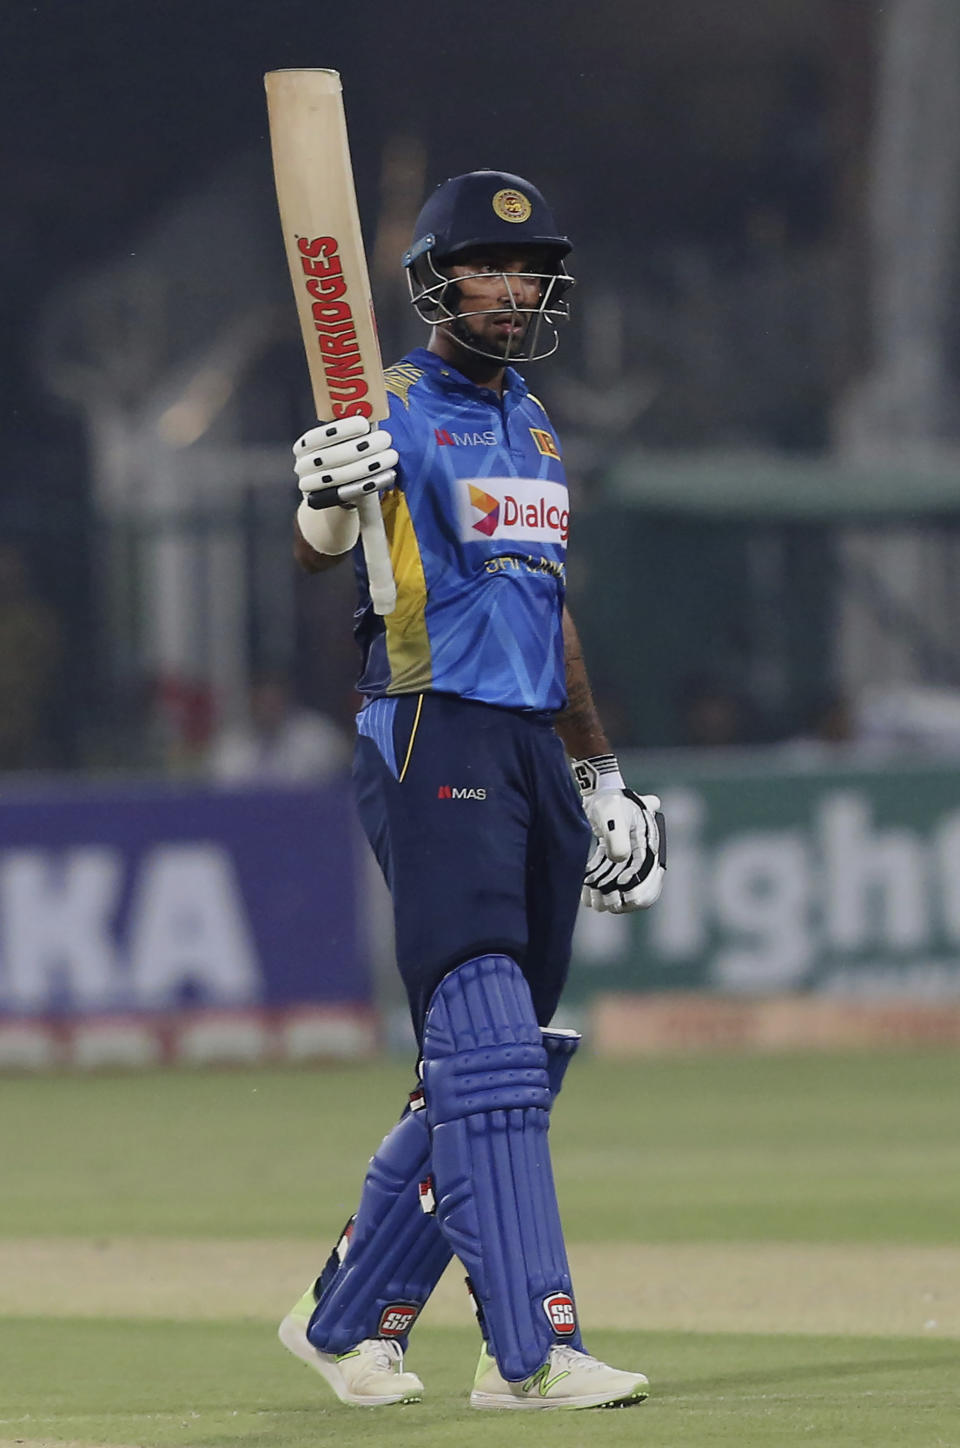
[629,790,661,862]
[583,852,665,912]
[299,448,400,494]
[294,416,372,454]
[583,838,618,887]
[335,472,397,506]
[294,428,395,479]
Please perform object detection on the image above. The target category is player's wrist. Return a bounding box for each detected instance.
[296,496,360,556]
[572,753,625,797]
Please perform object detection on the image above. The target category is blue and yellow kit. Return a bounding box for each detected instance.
[353,348,569,713]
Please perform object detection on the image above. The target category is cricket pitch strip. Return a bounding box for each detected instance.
[3,1238,957,1339]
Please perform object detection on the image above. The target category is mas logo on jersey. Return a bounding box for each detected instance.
[461,477,569,545]
[542,1291,578,1336]
[530,426,561,460]
[436,427,497,447]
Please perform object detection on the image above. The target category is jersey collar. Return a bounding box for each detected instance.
[403,347,529,405]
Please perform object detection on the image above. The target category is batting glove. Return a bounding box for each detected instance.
[293,416,398,556]
[294,416,398,508]
[573,754,666,913]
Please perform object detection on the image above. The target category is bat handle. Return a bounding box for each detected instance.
[356,419,397,616]
[357,492,396,615]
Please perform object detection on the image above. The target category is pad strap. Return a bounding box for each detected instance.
[541,1026,580,1099]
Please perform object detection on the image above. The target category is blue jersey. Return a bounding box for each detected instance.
[354,348,569,712]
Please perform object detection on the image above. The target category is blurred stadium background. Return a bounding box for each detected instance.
[4,0,960,1065]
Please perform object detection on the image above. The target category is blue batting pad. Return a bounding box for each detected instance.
[306,1106,450,1354]
[422,955,584,1381]
[304,1028,580,1357]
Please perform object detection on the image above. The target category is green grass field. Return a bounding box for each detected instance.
[2,1051,959,1446]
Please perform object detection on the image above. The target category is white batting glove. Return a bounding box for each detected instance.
[573,754,666,913]
[294,416,398,507]
[293,416,398,556]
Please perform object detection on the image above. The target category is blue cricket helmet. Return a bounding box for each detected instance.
[403,169,572,267]
[403,170,574,363]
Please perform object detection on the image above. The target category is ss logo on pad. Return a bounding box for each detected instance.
[542,1291,577,1335]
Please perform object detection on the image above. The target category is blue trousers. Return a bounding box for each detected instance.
[354,693,593,1040]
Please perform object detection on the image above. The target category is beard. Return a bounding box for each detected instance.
[449,309,533,360]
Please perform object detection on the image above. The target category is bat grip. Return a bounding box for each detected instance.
[357,419,396,615]
[302,483,395,612]
[357,492,396,615]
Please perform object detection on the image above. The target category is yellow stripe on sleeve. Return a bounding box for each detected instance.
[380,488,433,693]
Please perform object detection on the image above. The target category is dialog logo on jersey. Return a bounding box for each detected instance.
[468,485,501,537]
[542,1291,578,1335]
[460,477,569,545]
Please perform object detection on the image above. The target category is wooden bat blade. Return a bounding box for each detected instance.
[264,69,388,424]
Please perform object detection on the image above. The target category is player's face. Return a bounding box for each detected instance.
[446,246,552,357]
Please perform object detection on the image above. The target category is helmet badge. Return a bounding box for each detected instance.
[491,188,533,223]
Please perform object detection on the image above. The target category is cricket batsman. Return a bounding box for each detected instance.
[279,170,666,1409]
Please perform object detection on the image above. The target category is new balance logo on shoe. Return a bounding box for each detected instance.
[523,1362,572,1397]
[470,1344,649,1411]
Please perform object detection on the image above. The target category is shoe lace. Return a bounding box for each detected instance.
[549,1345,606,1373]
[363,1338,402,1372]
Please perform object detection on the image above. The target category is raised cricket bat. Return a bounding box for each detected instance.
[264,68,396,615]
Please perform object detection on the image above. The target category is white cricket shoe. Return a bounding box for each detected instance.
[470,1343,649,1410]
[279,1286,423,1406]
